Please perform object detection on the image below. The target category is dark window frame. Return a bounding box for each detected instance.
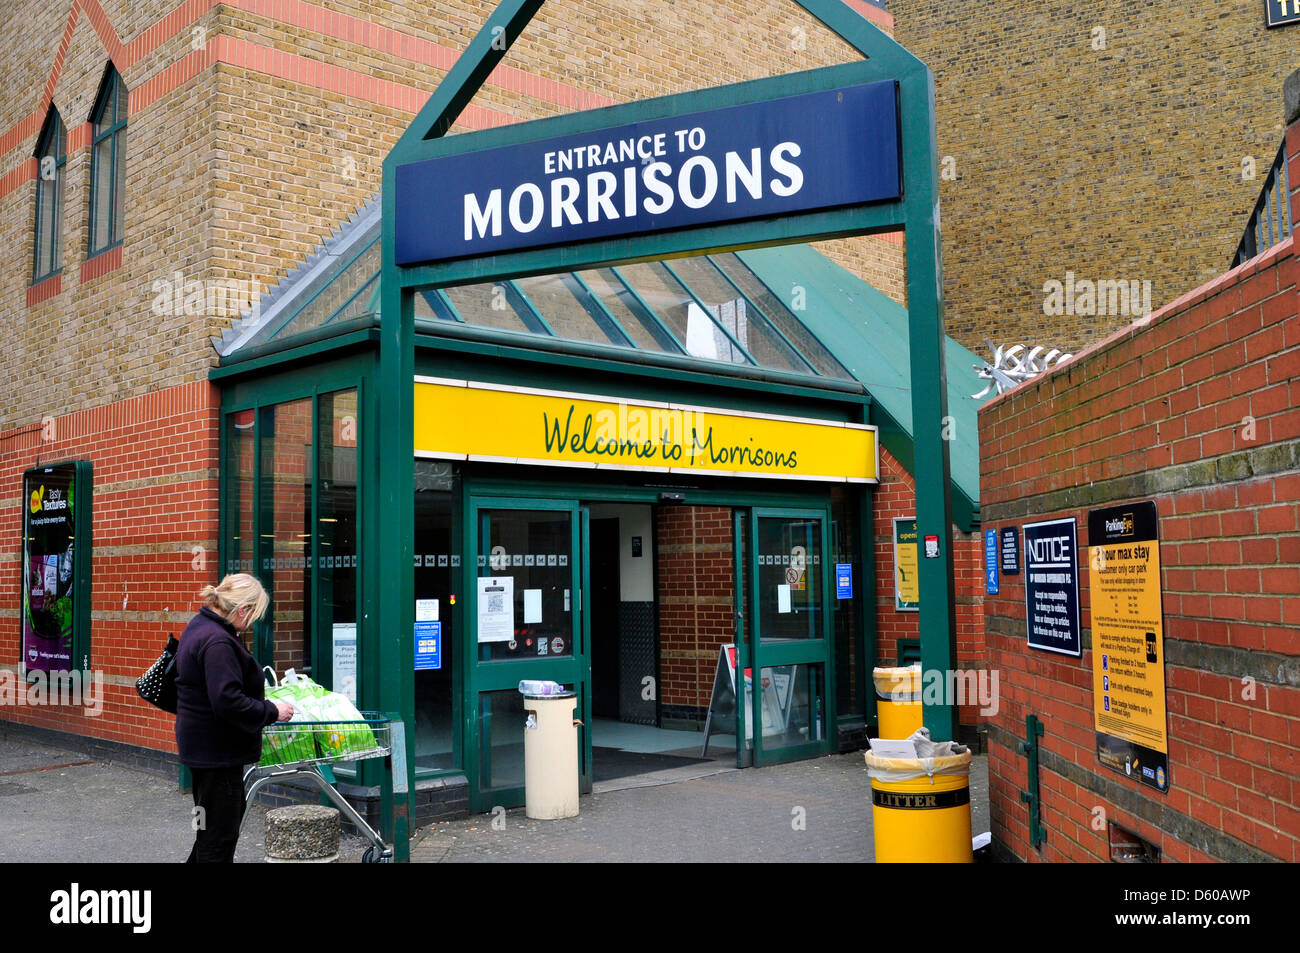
[88,64,127,257]
[32,109,66,283]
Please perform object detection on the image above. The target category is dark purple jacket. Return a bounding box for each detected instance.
[174,607,278,768]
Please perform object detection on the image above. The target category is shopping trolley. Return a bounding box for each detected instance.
[241,712,393,863]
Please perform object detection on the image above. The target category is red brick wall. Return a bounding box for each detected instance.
[978,122,1300,862]
[872,448,988,725]
[0,380,219,755]
[656,506,734,709]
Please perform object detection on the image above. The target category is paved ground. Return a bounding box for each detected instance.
[0,730,988,863]
[411,750,990,863]
[0,732,371,863]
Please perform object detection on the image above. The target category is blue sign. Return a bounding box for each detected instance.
[415,621,442,670]
[835,563,853,599]
[984,529,999,595]
[1266,0,1300,27]
[1023,518,1082,657]
[395,81,902,265]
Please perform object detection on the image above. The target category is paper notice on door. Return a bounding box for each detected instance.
[777,584,792,614]
[523,588,542,624]
[415,598,439,622]
[332,623,357,704]
[477,576,514,642]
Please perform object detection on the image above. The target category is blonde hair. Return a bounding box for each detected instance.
[200,573,270,625]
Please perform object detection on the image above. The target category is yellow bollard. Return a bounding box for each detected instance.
[865,749,973,863]
[873,665,923,740]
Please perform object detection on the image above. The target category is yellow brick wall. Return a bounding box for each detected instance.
[891,0,1298,356]
[2,1,907,431]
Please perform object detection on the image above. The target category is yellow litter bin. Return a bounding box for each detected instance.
[873,664,923,740]
[865,747,973,863]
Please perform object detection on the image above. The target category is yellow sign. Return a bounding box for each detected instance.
[1088,501,1169,792]
[414,379,878,483]
[893,517,918,611]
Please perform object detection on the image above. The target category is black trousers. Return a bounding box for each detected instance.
[186,765,246,863]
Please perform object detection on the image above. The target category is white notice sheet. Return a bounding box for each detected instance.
[477,576,514,642]
[523,588,542,624]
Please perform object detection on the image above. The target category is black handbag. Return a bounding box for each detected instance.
[136,635,179,713]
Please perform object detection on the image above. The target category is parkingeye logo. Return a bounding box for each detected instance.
[49,883,151,933]
[1104,514,1134,537]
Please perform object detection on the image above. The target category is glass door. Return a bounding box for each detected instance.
[745,507,835,766]
[465,498,589,812]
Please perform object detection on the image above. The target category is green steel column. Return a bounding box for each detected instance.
[377,172,416,863]
[898,65,959,741]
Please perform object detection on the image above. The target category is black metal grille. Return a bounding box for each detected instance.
[1232,141,1292,268]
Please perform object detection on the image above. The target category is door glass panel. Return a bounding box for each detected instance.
[477,510,573,661]
[415,461,456,769]
[223,410,255,575]
[259,398,313,674]
[318,390,358,695]
[479,689,526,792]
[759,664,825,750]
[756,517,823,642]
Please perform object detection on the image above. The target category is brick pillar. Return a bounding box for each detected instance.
[1287,68,1299,240]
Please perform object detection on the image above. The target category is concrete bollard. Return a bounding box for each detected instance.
[264,804,340,863]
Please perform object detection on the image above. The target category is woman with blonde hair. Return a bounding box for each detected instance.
[175,573,293,862]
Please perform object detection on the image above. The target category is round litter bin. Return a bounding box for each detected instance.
[522,691,579,820]
[873,664,923,740]
[864,748,973,863]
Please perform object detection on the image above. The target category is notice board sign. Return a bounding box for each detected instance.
[21,462,92,674]
[892,517,919,611]
[1000,526,1020,575]
[1088,502,1170,793]
[1023,517,1081,656]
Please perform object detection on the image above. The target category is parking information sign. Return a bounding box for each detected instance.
[1023,517,1081,656]
[984,528,999,595]
[1088,501,1169,793]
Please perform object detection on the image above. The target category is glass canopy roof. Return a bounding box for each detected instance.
[217,197,851,382]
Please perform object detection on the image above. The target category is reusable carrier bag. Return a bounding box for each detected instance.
[261,669,376,764]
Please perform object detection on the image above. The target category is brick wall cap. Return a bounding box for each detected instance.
[1285,68,1300,126]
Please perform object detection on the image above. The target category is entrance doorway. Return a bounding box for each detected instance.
[462,495,836,811]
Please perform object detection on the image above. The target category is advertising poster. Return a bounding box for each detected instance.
[892,517,919,611]
[1023,517,1082,656]
[1088,501,1170,793]
[21,465,80,674]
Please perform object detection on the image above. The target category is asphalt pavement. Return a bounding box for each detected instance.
[0,728,988,863]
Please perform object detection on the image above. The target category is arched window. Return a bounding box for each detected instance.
[89,66,127,255]
[32,109,66,282]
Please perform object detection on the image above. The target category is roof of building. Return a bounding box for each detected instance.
[217,196,987,527]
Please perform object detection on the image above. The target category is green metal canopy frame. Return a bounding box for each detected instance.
[378,0,961,856]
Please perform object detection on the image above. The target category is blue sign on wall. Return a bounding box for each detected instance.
[415,621,442,670]
[395,81,902,265]
[1266,0,1300,27]
[835,563,853,599]
[984,529,999,595]
[1023,518,1082,657]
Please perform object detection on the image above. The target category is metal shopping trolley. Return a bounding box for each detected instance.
[241,712,394,863]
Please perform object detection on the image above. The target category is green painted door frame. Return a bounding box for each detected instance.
[746,506,836,766]
[379,0,961,845]
[463,495,587,813]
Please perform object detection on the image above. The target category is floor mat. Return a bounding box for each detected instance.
[592,746,712,782]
